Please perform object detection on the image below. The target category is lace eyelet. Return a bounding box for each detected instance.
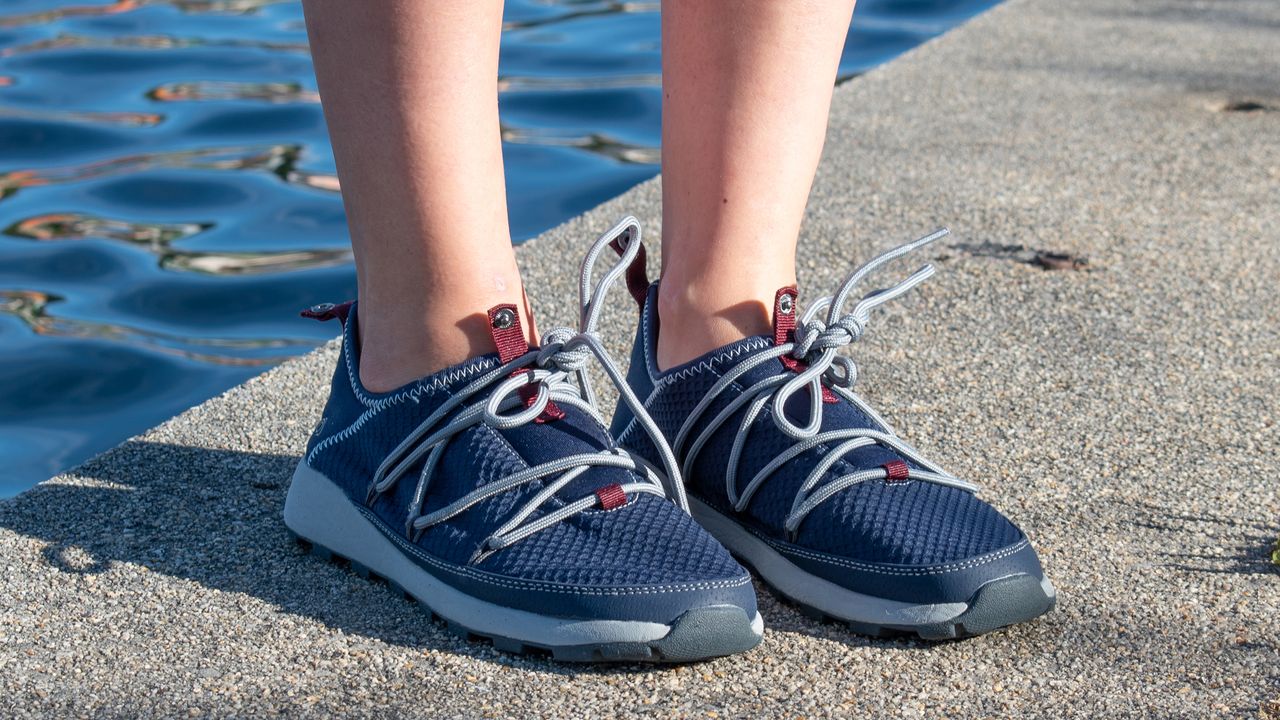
[491,307,516,329]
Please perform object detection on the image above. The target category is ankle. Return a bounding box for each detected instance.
[655,276,790,371]
[355,297,536,393]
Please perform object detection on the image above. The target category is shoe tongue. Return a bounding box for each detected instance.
[717,333,905,470]
[418,359,633,510]
[440,303,632,503]
[496,403,633,500]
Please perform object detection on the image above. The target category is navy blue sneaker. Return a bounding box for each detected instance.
[611,228,1055,640]
[284,218,762,662]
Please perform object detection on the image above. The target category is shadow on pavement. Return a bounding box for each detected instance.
[0,439,1038,667]
[1132,503,1280,577]
[0,440,672,676]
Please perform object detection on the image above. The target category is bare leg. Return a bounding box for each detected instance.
[303,0,530,392]
[658,0,856,370]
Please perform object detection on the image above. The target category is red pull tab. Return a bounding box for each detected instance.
[301,301,353,326]
[773,286,799,351]
[882,460,910,483]
[609,231,649,309]
[594,483,628,510]
[772,287,837,404]
[486,303,564,422]
[487,304,531,364]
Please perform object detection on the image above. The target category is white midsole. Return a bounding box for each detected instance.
[284,461,763,647]
[689,496,974,626]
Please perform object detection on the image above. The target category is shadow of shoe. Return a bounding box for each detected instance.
[0,440,663,675]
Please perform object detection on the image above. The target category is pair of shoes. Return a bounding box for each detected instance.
[283,217,1055,663]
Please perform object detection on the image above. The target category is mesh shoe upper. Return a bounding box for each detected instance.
[617,284,1029,573]
[307,318,749,593]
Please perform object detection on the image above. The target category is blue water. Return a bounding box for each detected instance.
[0,0,997,496]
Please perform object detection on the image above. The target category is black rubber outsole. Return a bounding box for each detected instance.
[756,570,1055,641]
[289,531,762,663]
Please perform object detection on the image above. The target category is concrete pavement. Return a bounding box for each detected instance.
[2,0,1277,716]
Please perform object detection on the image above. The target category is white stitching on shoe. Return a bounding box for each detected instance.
[763,531,1031,577]
[361,503,752,596]
[307,405,377,465]
[655,337,773,389]
[616,350,760,447]
[309,335,503,466]
[343,326,501,411]
[641,289,657,381]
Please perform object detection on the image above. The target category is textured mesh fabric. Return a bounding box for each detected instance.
[478,494,742,584]
[310,329,745,587]
[632,322,1024,567]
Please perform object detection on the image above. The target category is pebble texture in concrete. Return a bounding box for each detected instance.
[2,0,1277,716]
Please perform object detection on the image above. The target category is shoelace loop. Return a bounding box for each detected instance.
[769,229,946,441]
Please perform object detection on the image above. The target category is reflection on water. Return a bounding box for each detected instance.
[0,106,163,126]
[501,124,659,165]
[6,212,352,274]
[1,289,308,364]
[0,0,293,29]
[1,33,310,56]
[0,0,998,494]
[8,212,211,243]
[0,145,323,196]
[149,80,319,103]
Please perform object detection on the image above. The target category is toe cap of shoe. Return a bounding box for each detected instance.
[468,495,758,623]
[781,534,1048,606]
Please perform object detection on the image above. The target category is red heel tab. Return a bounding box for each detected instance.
[301,301,353,326]
[772,286,799,348]
[486,303,565,422]
[773,286,837,404]
[487,304,531,363]
[609,230,649,309]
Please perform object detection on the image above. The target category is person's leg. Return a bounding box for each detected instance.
[292,1,767,662]
[657,0,857,370]
[303,0,531,392]
[618,4,1055,639]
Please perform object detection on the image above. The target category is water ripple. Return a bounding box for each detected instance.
[0,144,339,200]
[0,106,163,127]
[1,33,309,58]
[4,212,352,275]
[498,73,660,93]
[501,126,658,165]
[0,289,312,366]
[149,80,318,103]
[0,0,292,29]
[502,2,659,32]
[6,212,211,244]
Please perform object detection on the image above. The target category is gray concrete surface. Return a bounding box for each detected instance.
[3,0,1278,716]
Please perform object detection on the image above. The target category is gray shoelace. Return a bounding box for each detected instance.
[670,229,980,540]
[367,217,686,563]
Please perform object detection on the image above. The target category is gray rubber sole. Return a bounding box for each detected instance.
[284,462,764,663]
[689,497,1056,641]
[763,571,1056,641]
